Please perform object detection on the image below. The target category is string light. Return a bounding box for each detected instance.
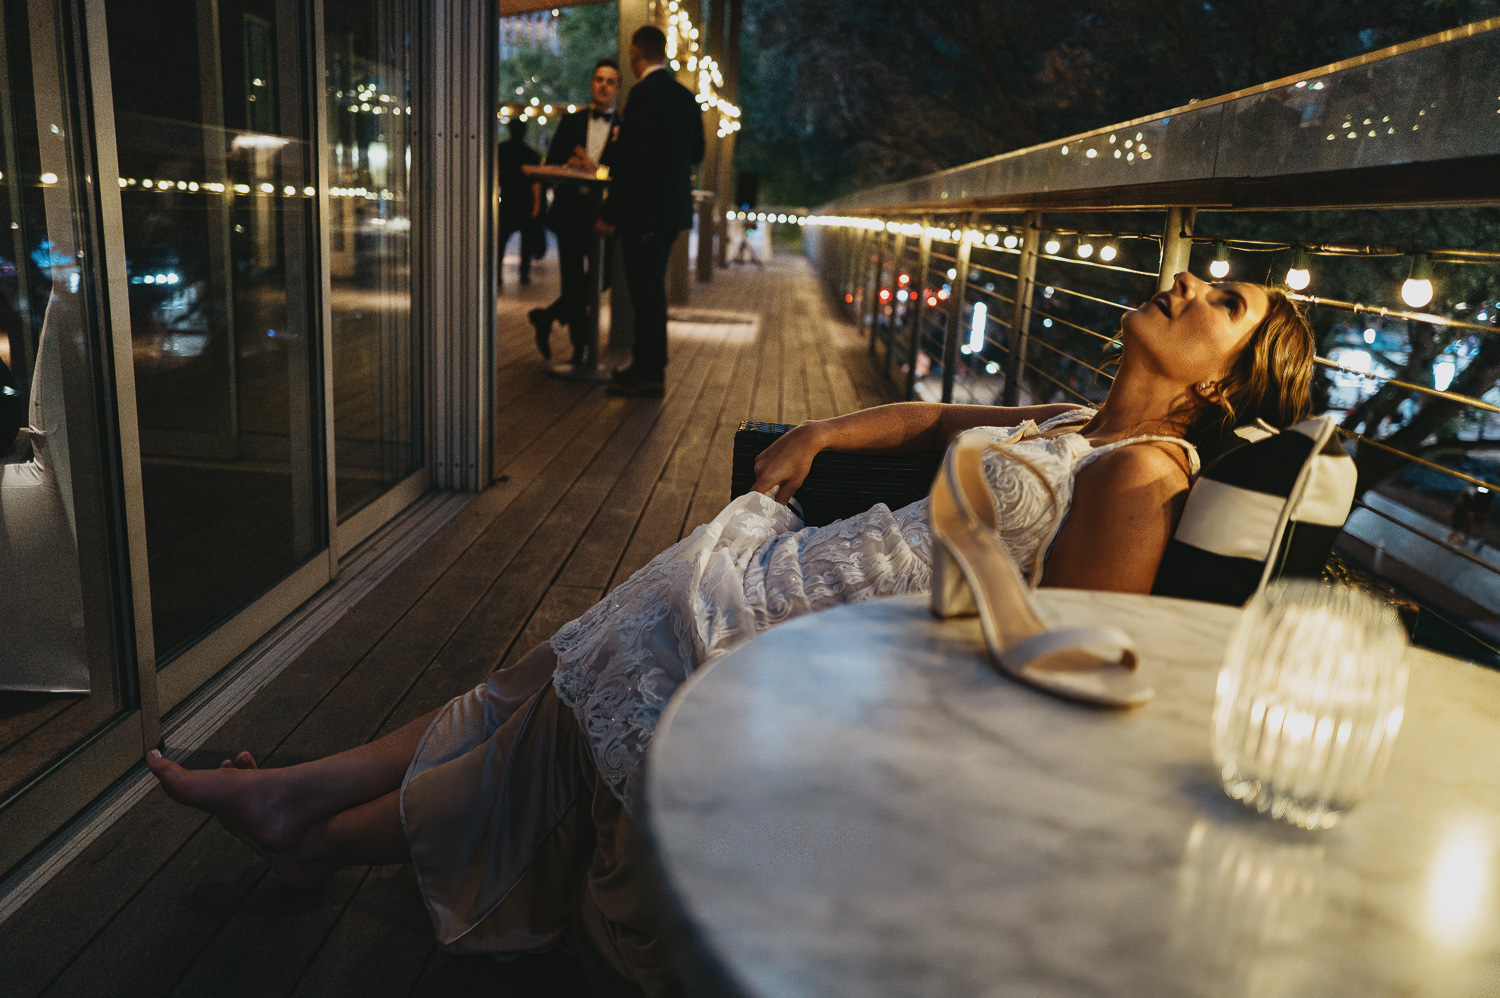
[1401,252,1434,308]
[1099,243,1118,262]
[1077,240,1094,259]
[1210,240,1230,279]
[1285,246,1312,291]
[1044,237,1061,254]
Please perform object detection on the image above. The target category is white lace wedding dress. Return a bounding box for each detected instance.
[551,408,1198,812]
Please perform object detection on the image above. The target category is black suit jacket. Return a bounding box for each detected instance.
[600,68,705,233]
[545,108,615,232]
[496,138,540,224]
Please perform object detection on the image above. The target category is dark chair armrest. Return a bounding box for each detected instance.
[731,421,943,527]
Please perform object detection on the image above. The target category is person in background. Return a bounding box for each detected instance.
[496,118,541,289]
[596,25,704,398]
[529,58,620,365]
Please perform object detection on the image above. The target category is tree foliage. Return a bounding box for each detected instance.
[737,0,1500,205]
[497,4,618,154]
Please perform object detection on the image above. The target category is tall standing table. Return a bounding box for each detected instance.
[522,163,612,382]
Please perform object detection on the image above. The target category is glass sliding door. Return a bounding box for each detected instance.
[103,0,324,664]
[325,0,421,525]
[0,0,140,867]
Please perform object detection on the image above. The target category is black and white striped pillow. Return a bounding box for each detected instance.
[1151,415,1357,606]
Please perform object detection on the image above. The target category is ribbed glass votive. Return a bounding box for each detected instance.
[1212,581,1409,830]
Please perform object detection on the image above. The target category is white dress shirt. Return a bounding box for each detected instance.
[586,112,612,164]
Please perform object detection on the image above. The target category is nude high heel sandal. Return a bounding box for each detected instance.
[928,429,1153,708]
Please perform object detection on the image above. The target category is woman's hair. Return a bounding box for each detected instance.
[1182,286,1315,457]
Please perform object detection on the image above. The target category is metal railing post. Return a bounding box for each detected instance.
[904,215,933,400]
[1158,206,1196,291]
[882,230,908,375]
[846,228,867,316]
[940,216,973,404]
[865,229,886,353]
[1003,212,1041,407]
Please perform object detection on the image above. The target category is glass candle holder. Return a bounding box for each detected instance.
[1212,580,1409,830]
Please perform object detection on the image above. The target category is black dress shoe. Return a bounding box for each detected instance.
[528,308,551,360]
[606,366,665,397]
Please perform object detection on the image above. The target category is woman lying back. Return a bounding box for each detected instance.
[147,271,1314,992]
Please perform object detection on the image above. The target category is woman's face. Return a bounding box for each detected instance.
[1121,272,1269,386]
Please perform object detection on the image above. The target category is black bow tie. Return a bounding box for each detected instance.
[590,110,612,122]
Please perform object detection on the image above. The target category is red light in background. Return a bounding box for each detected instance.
[844,293,854,303]
[937,288,950,301]
[878,289,891,301]
[926,296,938,307]
[898,273,910,286]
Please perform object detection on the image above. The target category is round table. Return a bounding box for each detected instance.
[645,590,1500,997]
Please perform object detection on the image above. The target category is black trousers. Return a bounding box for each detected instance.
[538,223,592,354]
[619,228,677,379]
[498,211,533,284]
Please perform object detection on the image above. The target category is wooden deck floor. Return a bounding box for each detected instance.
[0,251,896,998]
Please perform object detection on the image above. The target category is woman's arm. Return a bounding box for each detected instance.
[1041,443,1191,593]
[751,401,1085,504]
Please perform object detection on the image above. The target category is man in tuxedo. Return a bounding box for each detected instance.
[529,58,620,364]
[596,25,705,398]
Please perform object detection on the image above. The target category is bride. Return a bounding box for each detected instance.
[146,271,1314,987]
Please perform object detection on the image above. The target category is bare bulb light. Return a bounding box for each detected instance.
[1077,242,1094,259]
[1401,253,1434,308]
[1099,244,1118,262]
[1209,241,1231,279]
[1044,238,1061,254]
[1285,246,1312,291]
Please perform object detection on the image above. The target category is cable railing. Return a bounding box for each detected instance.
[804,17,1500,660]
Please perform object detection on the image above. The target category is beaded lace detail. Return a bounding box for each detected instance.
[551,409,1196,812]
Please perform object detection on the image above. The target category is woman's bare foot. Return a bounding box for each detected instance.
[153,749,337,889]
[145,749,311,854]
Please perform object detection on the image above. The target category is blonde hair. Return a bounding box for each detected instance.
[1185,287,1315,452]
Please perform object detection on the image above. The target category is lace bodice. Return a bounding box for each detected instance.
[551,409,1196,812]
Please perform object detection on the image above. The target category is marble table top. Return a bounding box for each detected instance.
[644,590,1500,998]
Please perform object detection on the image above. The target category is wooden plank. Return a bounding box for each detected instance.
[286,865,433,998]
[679,335,758,535]
[167,866,368,998]
[608,479,696,590]
[748,303,779,423]
[553,328,723,589]
[658,323,742,488]
[491,584,602,675]
[778,290,811,426]
[39,821,265,998]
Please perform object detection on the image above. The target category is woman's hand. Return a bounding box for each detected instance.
[751,422,825,505]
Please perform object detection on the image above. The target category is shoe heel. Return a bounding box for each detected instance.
[930,542,978,619]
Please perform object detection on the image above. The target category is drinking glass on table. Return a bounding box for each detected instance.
[1212,580,1409,830]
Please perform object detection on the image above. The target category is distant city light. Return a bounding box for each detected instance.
[1434,358,1456,392]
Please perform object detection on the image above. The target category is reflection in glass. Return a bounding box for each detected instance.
[1169,819,1334,998]
[106,0,323,661]
[326,0,421,520]
[0,0,130,801]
